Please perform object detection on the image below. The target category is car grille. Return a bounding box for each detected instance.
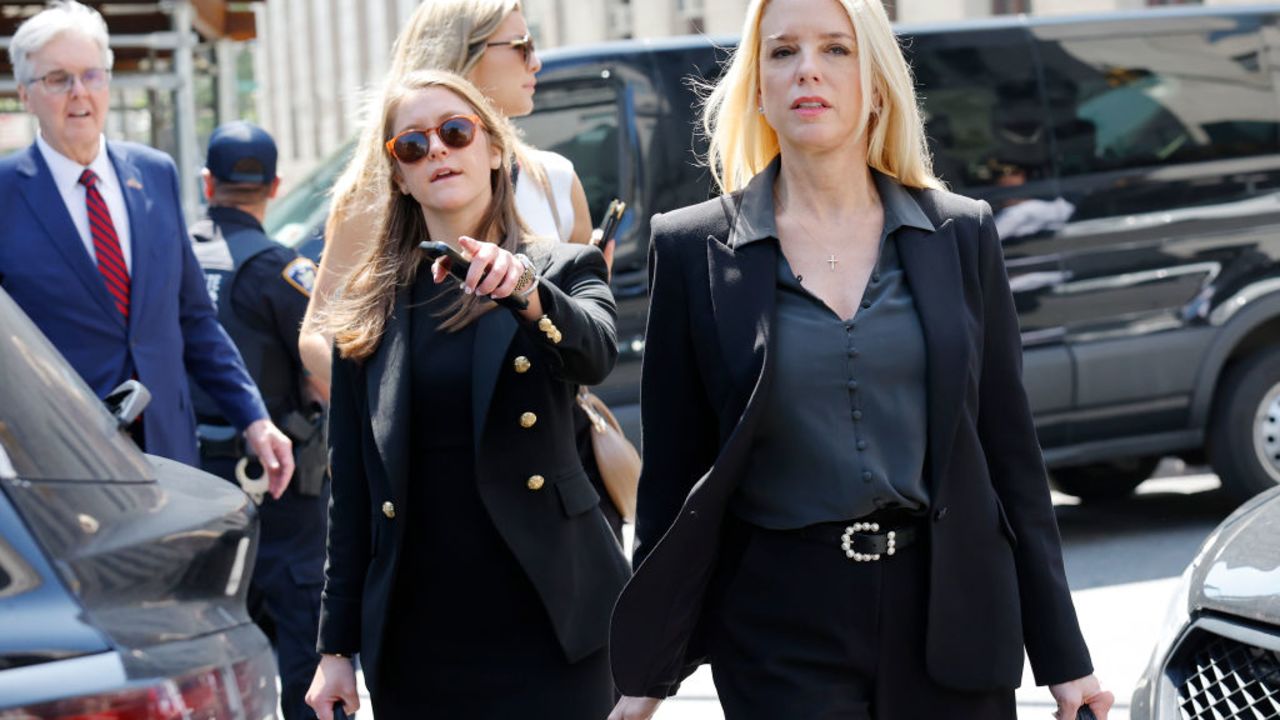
[1175,634,1280,719]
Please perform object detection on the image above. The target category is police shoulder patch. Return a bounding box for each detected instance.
[282,257,317,297]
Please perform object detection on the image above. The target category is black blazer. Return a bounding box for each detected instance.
[610,183,1093,697]
[318,243,630,695]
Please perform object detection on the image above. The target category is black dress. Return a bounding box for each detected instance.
[373,275,614,719]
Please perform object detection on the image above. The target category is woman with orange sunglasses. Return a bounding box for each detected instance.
[301,0,629,543]
[299,0,598,396]
[303,70,626,720]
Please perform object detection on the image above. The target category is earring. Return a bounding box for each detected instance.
[757,105,764,114]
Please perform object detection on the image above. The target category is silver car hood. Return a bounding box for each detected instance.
[1190,487,1280,626]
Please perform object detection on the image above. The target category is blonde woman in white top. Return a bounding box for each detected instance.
[299,0,597,394]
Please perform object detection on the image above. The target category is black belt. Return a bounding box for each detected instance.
[778,511,924,563]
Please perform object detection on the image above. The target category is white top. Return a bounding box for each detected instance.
[36,133,133,273]
[514,149,576,243]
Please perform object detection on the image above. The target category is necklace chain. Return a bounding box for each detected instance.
[779,193,843,273]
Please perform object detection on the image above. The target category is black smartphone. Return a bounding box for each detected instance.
[418,240,528,311]
[1077,707,1097,720]
[333,702,352,720]
[596,199,627,247]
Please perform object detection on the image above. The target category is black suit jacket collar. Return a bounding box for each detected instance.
[366,285,411,500]
[363,252,555,502]
[898,215,967,494]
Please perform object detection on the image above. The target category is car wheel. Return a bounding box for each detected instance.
[1209,345,1280,502]
[1050,457,1159,502]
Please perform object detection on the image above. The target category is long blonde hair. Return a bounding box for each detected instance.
[703,0,941,193]
[329,0,546,239]
[325,71,529,360]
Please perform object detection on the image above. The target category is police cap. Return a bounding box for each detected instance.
[206,121,278,185]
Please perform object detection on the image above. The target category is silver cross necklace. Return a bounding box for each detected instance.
[788,209,843,273]
[777,188,846,275]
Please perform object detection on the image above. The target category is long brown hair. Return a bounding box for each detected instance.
[323,71,529,361]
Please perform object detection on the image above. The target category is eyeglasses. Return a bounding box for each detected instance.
[26,68,111,94]
[385,114,483,164]
[484,33,536,66]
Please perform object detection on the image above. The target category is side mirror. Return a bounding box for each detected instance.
[104,379,151,429]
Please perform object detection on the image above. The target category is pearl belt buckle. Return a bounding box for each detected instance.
[840,522,897,562]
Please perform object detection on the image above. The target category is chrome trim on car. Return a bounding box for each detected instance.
[0,652,126,709]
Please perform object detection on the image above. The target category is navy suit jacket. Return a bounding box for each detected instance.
[0,140,267,466]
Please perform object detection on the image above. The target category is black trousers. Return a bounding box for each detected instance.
[709,517,1016,720]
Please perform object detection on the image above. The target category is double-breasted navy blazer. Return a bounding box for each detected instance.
[0,141,266,465]
[610,170,1093,698]
[318,242,631,696]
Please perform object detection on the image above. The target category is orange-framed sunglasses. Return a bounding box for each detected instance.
[385,114,483,164]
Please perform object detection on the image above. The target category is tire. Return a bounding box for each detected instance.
[1209,345,1280,503]
[1050,457,1159,502]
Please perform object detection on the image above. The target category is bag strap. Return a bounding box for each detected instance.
[537,163,564,238]
[514,157,565,238]
[719,189,745,238]
[576,386,610,433]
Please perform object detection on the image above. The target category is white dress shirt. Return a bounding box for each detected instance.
[36,133,133,274]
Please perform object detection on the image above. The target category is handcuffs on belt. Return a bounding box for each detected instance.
[234,456,270,505]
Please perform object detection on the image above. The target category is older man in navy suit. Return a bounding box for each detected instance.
[0,1,293,493]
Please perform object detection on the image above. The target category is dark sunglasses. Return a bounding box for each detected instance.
[485,33,536,66]
[385,114,482,164]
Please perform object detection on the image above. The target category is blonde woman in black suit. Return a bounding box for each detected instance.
[609,1,1114,719]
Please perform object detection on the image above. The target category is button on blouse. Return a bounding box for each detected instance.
[731,166,932,529]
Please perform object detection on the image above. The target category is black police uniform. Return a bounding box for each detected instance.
[189,205,326,720]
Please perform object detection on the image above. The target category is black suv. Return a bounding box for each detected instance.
[267,6,1280,502]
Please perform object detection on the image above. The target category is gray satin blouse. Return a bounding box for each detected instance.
[731,159,933,529]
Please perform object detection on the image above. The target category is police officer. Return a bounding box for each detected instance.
[189,121,326,720]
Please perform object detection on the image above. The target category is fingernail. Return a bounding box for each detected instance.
[463,286,473,294]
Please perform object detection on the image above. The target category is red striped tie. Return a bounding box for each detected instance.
[79,169,130,319]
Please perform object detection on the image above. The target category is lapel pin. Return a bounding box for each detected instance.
[126,178,143,190]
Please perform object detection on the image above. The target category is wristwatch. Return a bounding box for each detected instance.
[512,253,539,299]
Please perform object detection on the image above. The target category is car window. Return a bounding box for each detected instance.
[908,29,1053,192]
[1038,22,1280,176]
[264,140,355,250]
[0,290,154,482]
[517,77,624,232]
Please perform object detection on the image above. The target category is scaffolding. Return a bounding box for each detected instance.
[0,1,261,216]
